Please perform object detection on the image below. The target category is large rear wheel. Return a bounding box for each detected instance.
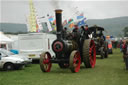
[40,52,52,72]
[69,50,81,73]
[82,39,96,68]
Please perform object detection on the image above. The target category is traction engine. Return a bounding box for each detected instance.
[40,9,96,73]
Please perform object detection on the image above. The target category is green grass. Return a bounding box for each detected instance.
[0,49,128,85]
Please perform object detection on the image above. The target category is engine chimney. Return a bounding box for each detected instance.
[55,9,62,39]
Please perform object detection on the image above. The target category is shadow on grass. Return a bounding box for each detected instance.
[39,64,96,74]
[0,68,24,72]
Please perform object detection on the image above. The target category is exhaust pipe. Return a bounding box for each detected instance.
[55,9,62,40]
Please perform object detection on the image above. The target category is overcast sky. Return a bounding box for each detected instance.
[0,0,128,23]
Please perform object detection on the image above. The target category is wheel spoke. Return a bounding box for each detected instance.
[90,58,94,66]
[43,59,49,64]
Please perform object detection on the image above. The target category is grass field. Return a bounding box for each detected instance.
[0,49,128,85]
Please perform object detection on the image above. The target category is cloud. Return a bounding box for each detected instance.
[1,0,128,23]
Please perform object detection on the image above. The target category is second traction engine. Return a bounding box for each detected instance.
[40,9,96,73]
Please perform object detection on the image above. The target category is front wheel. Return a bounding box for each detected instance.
[69,50,81,73]
[40,52,52,72]
[4,63,14,71]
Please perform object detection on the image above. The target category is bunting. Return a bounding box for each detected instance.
[77,13,84,20]
[48,16,56,31]
[62,20,67,26]
[68,19,74,28]
[77,18,86,27]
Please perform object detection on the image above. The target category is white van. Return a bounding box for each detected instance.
[18,33,56,60]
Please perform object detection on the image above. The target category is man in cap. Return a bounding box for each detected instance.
[72,25,80,42]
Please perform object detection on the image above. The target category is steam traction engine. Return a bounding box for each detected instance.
[40,9,96,73]
[89,25,108,59]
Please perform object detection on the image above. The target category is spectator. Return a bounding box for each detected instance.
[0,53,1,60]
[120,40,123,52]
[122,39,128,70]
[85,25,88,30]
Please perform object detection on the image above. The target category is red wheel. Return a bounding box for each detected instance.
[83,39,96,68]
[40,52,52,72]
[89,40,96,68]
[69,50,81,73]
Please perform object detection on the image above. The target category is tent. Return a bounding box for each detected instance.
[0,31,13,43]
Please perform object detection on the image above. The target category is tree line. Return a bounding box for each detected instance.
[123,26,128,37]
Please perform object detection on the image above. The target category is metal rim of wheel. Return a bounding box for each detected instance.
[40,52,52,72]
[83,39,96,68]
[69,50,81,73]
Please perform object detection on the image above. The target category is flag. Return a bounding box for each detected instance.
[35,14,43,32]
[68,19,73,24]
[69,23,74,28]
[68,19,74,28]
[53,19,56,25]
[49,19,56,31]
[62,20,67,26]
[48,16,54,21]
[77,13,84,19]
[77,18,86,27]
[52,19,56,30]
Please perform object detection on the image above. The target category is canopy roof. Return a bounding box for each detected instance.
[88,25,104,32]
[0,32,13,43]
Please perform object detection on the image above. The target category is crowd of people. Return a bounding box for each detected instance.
[111,39,128,70]
[62,24,90,41]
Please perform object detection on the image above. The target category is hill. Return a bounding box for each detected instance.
[86,16,128,37]
[0,23,27,33]
[0,16,128,36]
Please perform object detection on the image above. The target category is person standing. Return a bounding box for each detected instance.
[80,25,90,39]
[122,40,128,70]
[85,25,89,31]
[0,53,1,60]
